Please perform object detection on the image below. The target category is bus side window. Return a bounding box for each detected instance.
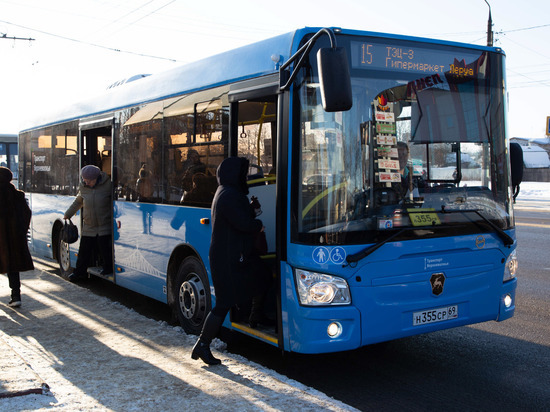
[181,172,218,206]
[237,99,277,181]
[101,150,111,176]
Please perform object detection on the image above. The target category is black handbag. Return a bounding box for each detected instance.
[62,219,79,244]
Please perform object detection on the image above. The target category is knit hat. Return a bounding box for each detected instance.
[81,165,101,180]
[0,166,13,185]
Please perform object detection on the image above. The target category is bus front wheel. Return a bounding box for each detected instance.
[174,256,211,335]
[57,234,72,278]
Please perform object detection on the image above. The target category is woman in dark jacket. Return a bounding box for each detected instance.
[191,157,269,365]
[0,167,34,307]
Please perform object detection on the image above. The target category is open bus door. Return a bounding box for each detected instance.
[79,119,115,281]
[227,78,280,346]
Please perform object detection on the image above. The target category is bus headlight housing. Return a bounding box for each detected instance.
[503,249,518,282]
[295,269,351,305]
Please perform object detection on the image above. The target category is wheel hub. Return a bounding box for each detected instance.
[178,274,206,325]
[59,241,71,272]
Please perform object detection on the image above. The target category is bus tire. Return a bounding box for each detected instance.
[174,256,211,335]
[57,233,72,278]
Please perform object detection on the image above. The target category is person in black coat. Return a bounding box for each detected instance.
[191,157,271,365]
[0,167,34,307]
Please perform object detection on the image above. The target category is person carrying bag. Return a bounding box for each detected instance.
[62,219,79,244]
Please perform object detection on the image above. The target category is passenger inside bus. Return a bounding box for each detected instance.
[135,164,154,202]
[181,172,218,205]
[180,149,206,198]
[396,141,420,200]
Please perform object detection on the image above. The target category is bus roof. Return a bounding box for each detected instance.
[21,27,501,133]
[0,134,18,142]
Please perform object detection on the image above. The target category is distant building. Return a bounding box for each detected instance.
[511,137,550,181]
[521,145,550,168]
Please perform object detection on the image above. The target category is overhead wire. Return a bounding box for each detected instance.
[0,19,180,62]
[490,21,550,90]
[96,0,177,39]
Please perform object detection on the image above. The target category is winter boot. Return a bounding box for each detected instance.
[191,340,220,365]
[191,312,223,365]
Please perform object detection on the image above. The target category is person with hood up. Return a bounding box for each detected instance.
[191,157,271,366]
[64,165,112,282]
[0,166,34,307]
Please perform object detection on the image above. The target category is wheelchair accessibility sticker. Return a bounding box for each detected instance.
[313,246,346,265]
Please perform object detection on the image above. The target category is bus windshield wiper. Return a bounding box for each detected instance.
[345,227,409,266]
[440,206,514,247]
[345,206,513,267]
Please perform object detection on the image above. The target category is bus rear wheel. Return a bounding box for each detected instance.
[57,234,72,278]
[174,256,211,335]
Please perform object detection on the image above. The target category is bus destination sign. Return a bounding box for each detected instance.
[351,40,483,76]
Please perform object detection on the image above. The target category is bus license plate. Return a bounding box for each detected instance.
[413,305,458,326]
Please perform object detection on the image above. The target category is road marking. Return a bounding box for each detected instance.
[516,222,550,228]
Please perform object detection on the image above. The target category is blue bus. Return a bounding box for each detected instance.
[19,27,520,354]
[0,134,18,186]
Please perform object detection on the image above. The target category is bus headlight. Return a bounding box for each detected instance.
[295,269,351,305]
[503,249,518,282]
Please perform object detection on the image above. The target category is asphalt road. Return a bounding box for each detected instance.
[228,206,550,411]
[36,205,550,411]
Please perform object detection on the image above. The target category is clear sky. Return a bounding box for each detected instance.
[1,0,549,139]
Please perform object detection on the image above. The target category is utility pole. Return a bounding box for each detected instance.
[484,0,493,46]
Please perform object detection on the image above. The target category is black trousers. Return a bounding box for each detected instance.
[74,234,113,277]
[210,257,272,319]
[7,272,20,299]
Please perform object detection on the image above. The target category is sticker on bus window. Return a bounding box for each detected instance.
[378,219,393,229]
[377,146,398,158]
[375,111,395,122]
[378,172,401,182]
[377,135,396,145]
[376,123,396,134]
[377,159,400,170]
[407,209,441,226]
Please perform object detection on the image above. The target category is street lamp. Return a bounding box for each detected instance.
[484,0,493,47]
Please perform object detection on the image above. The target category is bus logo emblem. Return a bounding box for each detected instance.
[476,235,485,249]
[430,273,445,296]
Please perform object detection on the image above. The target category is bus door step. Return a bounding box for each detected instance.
[87,266,114,281]
[230,321,278,345]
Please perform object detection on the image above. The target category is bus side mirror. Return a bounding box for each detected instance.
[317,47,353,112]
[510,142,523,200]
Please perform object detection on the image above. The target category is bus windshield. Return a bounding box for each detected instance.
[294,36,511,245]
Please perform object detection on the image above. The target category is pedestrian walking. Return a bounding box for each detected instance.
[0,166,34,307]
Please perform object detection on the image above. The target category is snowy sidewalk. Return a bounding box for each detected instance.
[0,266,355,411]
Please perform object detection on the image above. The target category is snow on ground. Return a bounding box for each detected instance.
[513,181,550,210]
[0,266,357,411]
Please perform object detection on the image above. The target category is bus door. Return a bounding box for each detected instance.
[227,79,280,344]
[79,119,115,281]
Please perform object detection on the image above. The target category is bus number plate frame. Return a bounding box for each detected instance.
[413,305,458,326]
